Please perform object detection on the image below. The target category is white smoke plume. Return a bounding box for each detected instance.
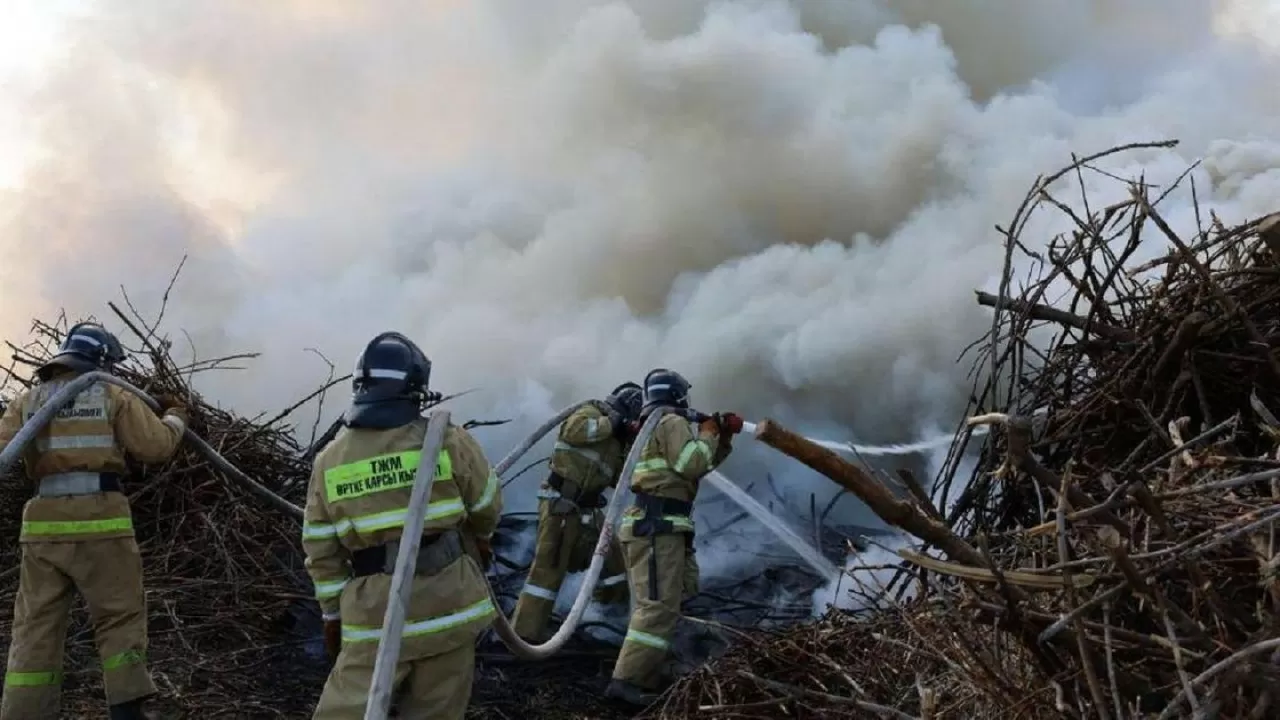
[2,1,1280,603]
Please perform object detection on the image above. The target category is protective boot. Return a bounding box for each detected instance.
[108,698,151,720]
[604,679,660,707]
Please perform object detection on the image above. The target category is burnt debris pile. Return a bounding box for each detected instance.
[656,141,1280,719]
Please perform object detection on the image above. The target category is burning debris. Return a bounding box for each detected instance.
[650,140,1280,719]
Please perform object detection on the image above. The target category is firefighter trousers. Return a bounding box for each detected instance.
[0,537,155,720]
[312,641,475,720]
[610,532,698,690]
[510,499,628,642]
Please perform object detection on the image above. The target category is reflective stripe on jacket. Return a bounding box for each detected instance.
[301,419,502,662]
[547,402,626,496]
[0,371,185,542]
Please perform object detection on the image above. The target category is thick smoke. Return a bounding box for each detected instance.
[2,1,1280,600]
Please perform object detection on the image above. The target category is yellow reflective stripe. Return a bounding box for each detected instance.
[553,441,615,476]
[313,577,349,600]
[322,449,454,502]
[624,629,669,650]
[4,670,61,687]
[620,514,694,531]
[301,500,465,543]
[302,521,338,540]
[22,517,133,535]
[634,458,668,474]
[673,439,712,473]
[469,470,499,513]
[102,649,144,671]
[341,598,496,643]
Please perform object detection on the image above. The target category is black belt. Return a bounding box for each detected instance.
[547,472,605,508]
[351,530,463,578]
[633,492,692,517]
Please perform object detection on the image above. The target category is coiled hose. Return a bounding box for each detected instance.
[0,373,664,661]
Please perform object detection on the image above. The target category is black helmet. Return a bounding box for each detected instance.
[605,382,642,422]
[37,322,126,381]
[642,368,691,410]
[344,332,433,429]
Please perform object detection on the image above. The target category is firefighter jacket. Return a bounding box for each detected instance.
[617,411,721,541]
[302,418,502,663]
[0,371,186,543]
[545,401,626,499]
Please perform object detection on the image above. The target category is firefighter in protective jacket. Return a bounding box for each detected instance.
[0,323,189,720]
[304,332,502,720]
[605,368,737,706]
[510,382,642,642]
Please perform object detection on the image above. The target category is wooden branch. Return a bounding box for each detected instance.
[753,418,1013,593]
[974,290,1135,342]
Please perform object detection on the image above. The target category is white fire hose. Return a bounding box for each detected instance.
[0,374,668,665]
[0,374,977,670]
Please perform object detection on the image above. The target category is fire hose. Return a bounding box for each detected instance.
[0,372,666,662]
[0,373,978,662]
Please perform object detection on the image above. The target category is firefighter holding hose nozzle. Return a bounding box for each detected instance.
[0,323,189,720]
[510,381,643,642]
[302,332,502,720]
[605,368,741,706]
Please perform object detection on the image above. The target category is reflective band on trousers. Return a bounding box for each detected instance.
[341,597,496,643]
[103,649,144,670]
[601,573,627,587]
[552,441,614,477]
[4,670,61,687]
[624,629,670,650]
[22,516,133,536]
[521,584,558,601]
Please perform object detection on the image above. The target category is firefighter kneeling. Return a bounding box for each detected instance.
[510,382,642,642]
[0,323,189,720]
[606,368,739,706]
[303,332,502,720]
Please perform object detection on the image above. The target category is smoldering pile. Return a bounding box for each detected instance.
[653,141,1280,719]
[0,304,327,718]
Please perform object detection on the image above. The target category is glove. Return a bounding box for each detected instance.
[323,618,341,663]
[697,417,720,436]
[715,412,745,435]
[164,405,190,428]
[475,536,493,570]
[604,406,623,433]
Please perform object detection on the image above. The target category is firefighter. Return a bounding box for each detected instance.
[0,322,189,720]
[605,368,739,706]
[304,332,502,720]
[510,382,643,642]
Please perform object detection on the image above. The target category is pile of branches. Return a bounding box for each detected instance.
[658,140,1280,719]
[0,301,329,718]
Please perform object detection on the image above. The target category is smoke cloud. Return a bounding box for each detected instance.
[3,1,1280,598]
